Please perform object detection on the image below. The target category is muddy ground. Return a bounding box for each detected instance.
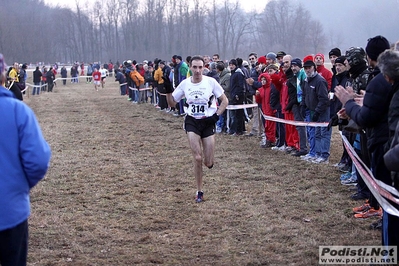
[22,79,380,265]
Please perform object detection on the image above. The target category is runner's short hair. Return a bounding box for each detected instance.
[190,56,204,65]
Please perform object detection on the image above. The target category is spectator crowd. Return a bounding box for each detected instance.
[4,35,399,258]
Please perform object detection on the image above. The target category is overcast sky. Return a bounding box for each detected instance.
[44,0,399,54]
[43,0,267,13]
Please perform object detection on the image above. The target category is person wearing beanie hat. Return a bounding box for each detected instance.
[229,58,238,67]
[303,55,314,65]
[315,53,324,62]
[0,54,51,266]
[228,58,246,136]
[329,48,341,80]
[266,52,277,65]
[328,47,342,60]
[257,56,267,65]
[334,36,393,225]
[314,53,332,90]
[165,55,229,203]
[302,52,331,163]
[290,58,302,68]
[334,56,346,66]
[366,35,390,61]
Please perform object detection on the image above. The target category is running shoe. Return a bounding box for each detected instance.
[195,191,204,203]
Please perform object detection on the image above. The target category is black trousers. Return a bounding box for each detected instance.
[0,219,28,266]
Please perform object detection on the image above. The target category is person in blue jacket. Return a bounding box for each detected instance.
[0,53,51,266]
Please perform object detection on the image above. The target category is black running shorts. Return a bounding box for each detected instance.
[184,115,215,139]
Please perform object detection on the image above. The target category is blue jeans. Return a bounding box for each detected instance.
[33,82,40,95]
[306,110,316,156]
[314,109,332,159]
[133,90,139,102]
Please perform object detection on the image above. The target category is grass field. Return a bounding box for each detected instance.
[22,77,381,265]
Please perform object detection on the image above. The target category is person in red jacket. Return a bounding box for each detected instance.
[256,72,276,147]
[92,68,101,91]
[315,53,333,91]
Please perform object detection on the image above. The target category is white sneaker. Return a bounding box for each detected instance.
[300,154,316,161]
[277,145,287,151]
[341,176,357,185]
[271,145,285,151]
[312,157,329,164]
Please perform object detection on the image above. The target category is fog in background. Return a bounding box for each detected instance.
[299,0,399,52]
[1,0,398,64]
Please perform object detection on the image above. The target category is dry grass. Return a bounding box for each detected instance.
[22,79,380,266]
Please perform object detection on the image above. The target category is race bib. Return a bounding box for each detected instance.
[188,102,208,118]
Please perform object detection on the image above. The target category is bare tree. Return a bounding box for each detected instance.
[1,0,328,64]
[307,20,327,54]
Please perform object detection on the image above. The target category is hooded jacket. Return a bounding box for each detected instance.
[255,73,275,115]
[0,88,51,231]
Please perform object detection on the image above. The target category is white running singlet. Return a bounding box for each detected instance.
[172,76,224,119]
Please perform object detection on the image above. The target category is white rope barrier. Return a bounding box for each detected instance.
[340,131,399,217]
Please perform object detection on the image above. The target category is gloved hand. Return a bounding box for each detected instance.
[162,76,173,93]
[312,112,320,122]
[327,114,338,130]
[206,113,219,125]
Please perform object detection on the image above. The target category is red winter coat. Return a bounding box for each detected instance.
[270,72,289,113]
[255,73,275,116]
[316,65,332,91]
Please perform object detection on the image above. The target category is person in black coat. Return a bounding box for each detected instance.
[33,66,42,95]
[46,67,55,92]
[61,66,67,85]
[335,36,392,228]
[378,49,399,254]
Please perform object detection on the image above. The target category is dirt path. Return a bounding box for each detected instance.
[23,80,380,265]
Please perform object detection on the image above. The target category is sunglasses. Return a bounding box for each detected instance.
[249,57,256,61]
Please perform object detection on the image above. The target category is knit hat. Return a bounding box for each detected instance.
[0,54,7,74]
[303,55,315,68]
[266,52,277,61]
[257,56,267,64]
[335,56,346,65]
[315,53,325,62]
[176,55,183,61]
[229,59,238,66]
[365,35,390,61]
[276,51,286,58]
[329,48,341,57]
[291,58,302,68]
[303,55,314,63]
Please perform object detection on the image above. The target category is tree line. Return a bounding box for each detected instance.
[0,0,327,65]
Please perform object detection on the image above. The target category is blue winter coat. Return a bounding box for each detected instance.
[0,87,51,231]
